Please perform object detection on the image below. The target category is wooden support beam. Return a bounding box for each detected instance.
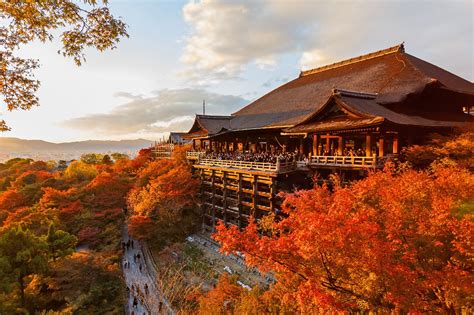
[211,170,216,231]
[326,133,330,153]
[199,169,205,231]
[313,134,319,156]
[366,134,372,157]
[238,173,243,230]
[320,135,341,139]
[393,135,399,154]
[270,179,276,214]
[338,136,343,155]
[379,137,384,157]
[253,175,258,219]
[223,171,228,225]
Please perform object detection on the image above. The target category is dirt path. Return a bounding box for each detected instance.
[122,226,172,315]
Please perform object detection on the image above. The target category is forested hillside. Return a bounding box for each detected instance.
[1,131,472,314]
[0,152,144,313]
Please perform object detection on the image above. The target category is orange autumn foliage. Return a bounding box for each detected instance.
[128,215,157,241]
[126,144,199,245]
[85,171,132,209]
[127,149,198,218]
[198,274,244,314]
[402,126,474,170]
[0,189,25,212]
[214,164,474,313]
[10,170,53,189]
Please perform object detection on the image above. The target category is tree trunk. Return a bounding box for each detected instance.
[18,275,25,307]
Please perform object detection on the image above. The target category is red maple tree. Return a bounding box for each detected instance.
[214,164,474,313]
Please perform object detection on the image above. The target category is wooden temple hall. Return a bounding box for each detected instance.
[177,44,474,232]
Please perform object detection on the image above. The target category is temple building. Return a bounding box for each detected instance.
[178,44,474,232]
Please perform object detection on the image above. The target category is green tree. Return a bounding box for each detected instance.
[111,152,129,161]
[80,153,104,165]
[0,226,48,307]
[101,154,113,165]
[64,160,97,181]
[57,160,68,171]
[0,1,128,131]
[45,223,77,262]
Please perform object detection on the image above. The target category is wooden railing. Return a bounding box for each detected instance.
[152,143,174,160]
[196,158,296,174]
[151,150,172,159]
[309,155,377,168]
[186,151,203,160]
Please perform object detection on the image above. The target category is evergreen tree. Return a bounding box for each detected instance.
[0,226,48,307]
[45,223,77,262]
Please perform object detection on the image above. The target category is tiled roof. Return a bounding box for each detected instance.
[184,115,232,138]
[230,44,473,130]
[184,44,473,137]
[284,89,473,133]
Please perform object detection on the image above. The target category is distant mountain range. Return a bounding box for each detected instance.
[0,137,154,161]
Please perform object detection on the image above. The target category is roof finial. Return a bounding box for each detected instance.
[203,99,206,115]
[399,42,405,53]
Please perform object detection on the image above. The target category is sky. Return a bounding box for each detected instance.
[1,0,473,142]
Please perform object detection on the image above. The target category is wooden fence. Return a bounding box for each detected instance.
[196,158,296,174]
[309,155,377,168]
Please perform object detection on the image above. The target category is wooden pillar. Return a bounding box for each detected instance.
[338,136,343,155]
[252,175,258,219]
[312,134,319,156]
[211,170,216,231]
[223,171,228,225]
[237,173,243,229]
[299,138,304,155]
[199,169,205,231]
[270,179,276,214]
[392,135,399,154]
[325,134,330,153]
[366,134,372,157]
[379,136,385,157]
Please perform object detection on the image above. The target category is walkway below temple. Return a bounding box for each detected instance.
[122,225,172,314]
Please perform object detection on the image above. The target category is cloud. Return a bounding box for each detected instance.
[181,0,473,82]
[62,88,248,137]
[261,77,289,89]
[181,1,315,83]
[113,91,144,100]
[299,49,328,71]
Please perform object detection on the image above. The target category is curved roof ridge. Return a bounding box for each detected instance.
[332,88,378,99]
[300,43,405,77]
[196,114,232,118]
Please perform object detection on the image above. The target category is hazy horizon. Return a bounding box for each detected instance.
[0,136,155,144]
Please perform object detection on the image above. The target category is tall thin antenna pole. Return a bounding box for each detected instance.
[203,99,205,115]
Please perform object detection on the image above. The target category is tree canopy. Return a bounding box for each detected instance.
[213,162,474,313]
[0,0,128,131]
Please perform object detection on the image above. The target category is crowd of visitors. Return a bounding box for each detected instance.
[203,151,299,163]
[122,238,165,315]
[122,235,169,315]
[201,147,370,163]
